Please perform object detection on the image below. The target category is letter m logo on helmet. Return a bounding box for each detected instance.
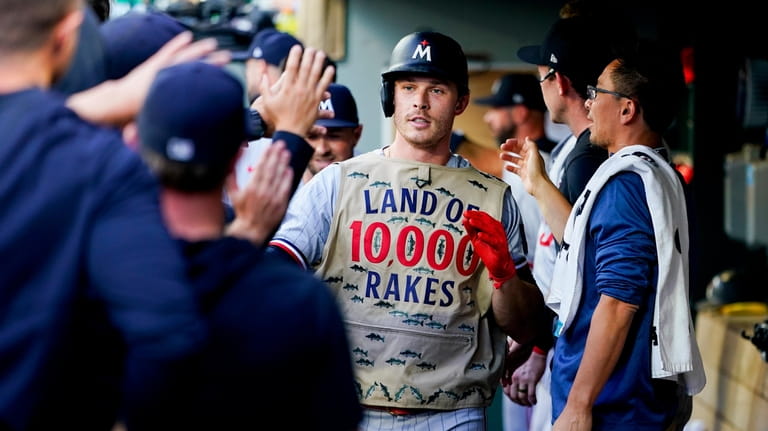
[412,40,432,62]
[379,31,469,117]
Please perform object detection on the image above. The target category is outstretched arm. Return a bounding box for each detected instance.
[501,137,572,242]
[251,45,335,195]
[67,32,228,127]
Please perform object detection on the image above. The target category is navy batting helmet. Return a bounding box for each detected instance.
[380,31,469,117]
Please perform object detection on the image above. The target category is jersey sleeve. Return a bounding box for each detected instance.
[502,187,529,270]
[269,163,340,269]
[590,172,656,306]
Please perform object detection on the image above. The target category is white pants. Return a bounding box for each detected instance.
[360,407,486,430]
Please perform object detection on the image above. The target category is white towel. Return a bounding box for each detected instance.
[547,145,705,395]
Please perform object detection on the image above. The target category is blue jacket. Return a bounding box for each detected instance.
[175,237,362,430]
[0,88,206,430]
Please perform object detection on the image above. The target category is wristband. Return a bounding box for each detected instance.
[245,109,265,140]
[532,346,546,355]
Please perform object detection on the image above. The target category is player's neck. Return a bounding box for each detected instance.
[0,53,55,93]
[301,169,314,184]
[389,134,452,165]
[610,126,661,154]
[568,112,593,139]
[160,189,226,242]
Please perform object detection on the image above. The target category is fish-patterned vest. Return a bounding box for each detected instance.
[315,152,508,409]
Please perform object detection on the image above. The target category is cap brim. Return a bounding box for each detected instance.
[230,50,251,62]
[473,95,504,106]
[315,119,359,128]
[517,45,544,65]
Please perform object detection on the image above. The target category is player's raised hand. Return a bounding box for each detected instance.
[500,137,547,198]
[253,45,335,138]
[226,141,293,246]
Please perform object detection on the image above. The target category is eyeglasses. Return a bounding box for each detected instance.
[587,85,633,101]
[538,68,555,83]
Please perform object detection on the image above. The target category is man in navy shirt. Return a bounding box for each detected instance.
[0,1,207,429]
[135,60,360,430]
[503,40,705,431]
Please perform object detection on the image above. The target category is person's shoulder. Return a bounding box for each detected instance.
[600,170,645,203]
[245,254,341,323]
[452,140,503,178]
[192,237,330,303]
[4,89,78,129]
[340,149,381,164]
[253,253,328,293]
[7,89,126,151]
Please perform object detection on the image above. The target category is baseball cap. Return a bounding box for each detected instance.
[517,16,615,96]
[138,61,246,166]
[53,6,107,94]
[474,73,546,111]
[100,10,188,80]
[316,84,359,128]
[233,29,302,66]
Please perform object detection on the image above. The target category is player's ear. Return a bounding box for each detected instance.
[52,8,83,55]
[454,93,469,115]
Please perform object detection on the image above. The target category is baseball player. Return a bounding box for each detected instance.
[268,31,552,430]
[135,60,361,430]
[303,83,362,184]
[233,29,307,194]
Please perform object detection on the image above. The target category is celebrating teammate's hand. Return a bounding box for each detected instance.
[253,45,335,138]
[500,137,547,198]
[226,141,293,246]
[461,210,516,289]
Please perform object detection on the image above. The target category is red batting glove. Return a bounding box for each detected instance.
[462,210,517,289]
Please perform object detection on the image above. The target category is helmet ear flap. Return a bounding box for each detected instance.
[380,79,394,117]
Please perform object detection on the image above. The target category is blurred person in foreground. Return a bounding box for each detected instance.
[135,60,360,429]
[0,0,213,428]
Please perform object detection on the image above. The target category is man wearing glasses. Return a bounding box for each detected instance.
[502,40,706,431]
[497,15,616,431]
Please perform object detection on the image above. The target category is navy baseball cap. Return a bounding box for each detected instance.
[474,73,546,111]
[100,10,188,80]
[233,29,302,66]
[138,62,246,166]
[316,84,359,128]
[517,16,615,96]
